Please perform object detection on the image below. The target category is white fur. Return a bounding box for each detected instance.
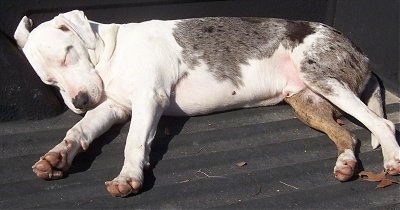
[335,149,356,168]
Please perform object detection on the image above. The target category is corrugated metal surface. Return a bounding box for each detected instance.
[1,92,399,209]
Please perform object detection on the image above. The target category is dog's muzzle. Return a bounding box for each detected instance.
[72,91,90,110]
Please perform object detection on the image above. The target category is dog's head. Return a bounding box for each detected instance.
[14,10,103,114]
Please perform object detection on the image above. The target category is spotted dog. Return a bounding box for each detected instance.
[14,10,399,197]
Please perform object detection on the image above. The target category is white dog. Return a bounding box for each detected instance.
[14,10,399,197]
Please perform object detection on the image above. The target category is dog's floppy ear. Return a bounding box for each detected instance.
[54,10,96,49]
[14,16,33,48]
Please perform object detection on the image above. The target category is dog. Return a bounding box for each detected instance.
[14,10,399,197]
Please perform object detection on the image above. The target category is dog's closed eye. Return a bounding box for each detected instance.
[61,46,74,66]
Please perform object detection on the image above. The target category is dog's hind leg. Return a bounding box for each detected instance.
[361,74,386,149]
[294,27,399,174]
[285,89,357,181]
[302,78,399,175]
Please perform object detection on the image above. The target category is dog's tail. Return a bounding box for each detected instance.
[362,73,385,149]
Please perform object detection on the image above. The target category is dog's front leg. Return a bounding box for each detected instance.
[105,90,168,197]
[32,99,129,180]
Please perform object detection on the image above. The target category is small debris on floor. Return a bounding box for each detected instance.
[235,161,247,167]
[359,170,399,188]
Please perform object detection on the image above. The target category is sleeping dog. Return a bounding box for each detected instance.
[14,10,399,197]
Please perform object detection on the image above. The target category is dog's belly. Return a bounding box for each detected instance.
[164,50,305,116]
[165,80,284,116]
[165,82,286,116]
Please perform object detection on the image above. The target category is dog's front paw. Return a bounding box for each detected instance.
[105,176,142,197]
[32,151,69,180]
[32,139,78,180]
[384,150,400,175]
[334,149,357,181]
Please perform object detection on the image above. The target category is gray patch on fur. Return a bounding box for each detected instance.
[173,17,369,96]
[173,17,314,86]
[284,20,315,48]
[300,23,370,95]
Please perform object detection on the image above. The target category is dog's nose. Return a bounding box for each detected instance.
[72,91,89,110]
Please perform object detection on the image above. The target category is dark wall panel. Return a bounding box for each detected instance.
[0,0,334,37]
[333,0,399,95]
[0,28,66,121]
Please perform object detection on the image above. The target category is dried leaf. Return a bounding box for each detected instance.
[359,170,386,182]
[236,161,247,167]
[359,170,399,189]
[376,178,398,189]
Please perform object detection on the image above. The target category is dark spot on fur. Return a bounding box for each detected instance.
[285,21,315,45]
[232,90,236,95]
[306,96,314,104]
[203,26,215,33]
[349,62,356,69]
[349,54,357,63]
[307,59,316,65]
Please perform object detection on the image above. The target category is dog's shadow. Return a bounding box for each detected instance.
[67,122,124,175]
[141,116,190,194]
[67,115,190,194]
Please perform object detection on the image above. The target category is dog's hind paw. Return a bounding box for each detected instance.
[105,176,142,197]
[384,150,400,175]
[334,149,357,181]
[32,151,69,180]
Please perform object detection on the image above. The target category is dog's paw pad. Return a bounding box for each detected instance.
[105,177,141,197]
[384,150,400,176]
[334,150,357,181]
[334,160,356,181]
[32,151,68,180]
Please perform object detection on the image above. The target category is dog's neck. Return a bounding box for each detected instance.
[88,21,119,75]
